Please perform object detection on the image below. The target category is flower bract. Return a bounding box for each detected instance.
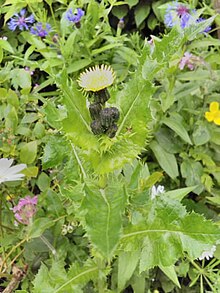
[0,158,26,184]
[205,102,220,125]
[7,9,35,31]
[78,65,115,92]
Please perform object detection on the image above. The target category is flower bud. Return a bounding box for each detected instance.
[106,123,118,138]
[100,107,120,129]
[90,120,104,135]
[89,102,102,120]
[94,88,110,104]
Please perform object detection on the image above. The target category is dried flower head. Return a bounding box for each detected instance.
[0,158,26,184]
[78,65,115,92]
[205,102,220,125]
[12,195,38,225]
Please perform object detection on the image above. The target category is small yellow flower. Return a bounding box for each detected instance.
[78,65,115,92]
[205,102,220,125]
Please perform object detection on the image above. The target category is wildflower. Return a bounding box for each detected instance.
[66,8,84,24]
[205,102,220,125]
[179,52,195,70]
[0,158,26,184]
[78,65,115,92]
[151,185,165,200]
[12,195,38,225]
[164,2,211,32]
[7,9,35,31]
[198,245,216,260]
[164,2,191,28]
[30,22,51,38]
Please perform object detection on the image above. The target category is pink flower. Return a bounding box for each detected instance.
[12,195,38,225]
[179,52,205,70]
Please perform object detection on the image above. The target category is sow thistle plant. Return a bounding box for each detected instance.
[0,0,220,292]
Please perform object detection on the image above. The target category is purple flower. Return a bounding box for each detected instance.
[179,52,205,70]
[30,22,51,38]
[7,9,35,31]
[66,8,84,24]
[12,195,38,225]
[196,18,211,33]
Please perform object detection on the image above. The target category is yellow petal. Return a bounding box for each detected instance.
[205,112,214,122]
[210,101,219,112]
[214,112,220,125]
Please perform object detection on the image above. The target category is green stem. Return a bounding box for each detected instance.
[40,235,57,256]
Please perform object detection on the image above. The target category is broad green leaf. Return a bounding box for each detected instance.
[126,0,138,8]
[10,69,31,89]
[81,180,127,258]
[28,218,55,238]
[5,105,18,133]
[159,265,181,288]
[134,2,150,27]
[162,113,192,145]
[37,172,51,192]
[42,135,70,169]
[22,166,38,178]
[33,261,98,293]
[20,141,38,164]
[163,186,198,201]
[0,39,14,53]
[118,251,140,291]
[21,113,39,124]
[121,197,220,271]
[67,59,92,74]
[149,140,179,179]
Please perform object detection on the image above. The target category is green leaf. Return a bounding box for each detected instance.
[192,123,210,145]
[37,172,51,192]
[5,105,18,133]
[121,197,220,271]
[149,140,179,179]
[81,180,127,258]
[20,141,38,164]
[162,113,192,145]
[42,136,70,169]
[67,59,92,74]
[163,186,198,201]
[134,2,150,27]
[126,0,138,8]
[159,265,181,288]
[117,251,140,291]
[10,69,31,89]
[28,218,55,238]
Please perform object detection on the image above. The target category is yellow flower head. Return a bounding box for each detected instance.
[205,102,220,125]
[78,65,115,92]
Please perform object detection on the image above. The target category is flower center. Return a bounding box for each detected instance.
[18,17,26,24]
[176,5,189,17]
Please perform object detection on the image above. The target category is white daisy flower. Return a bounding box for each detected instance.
[151,185,165,199]
[198,245,216,261]
[0,158,26,184]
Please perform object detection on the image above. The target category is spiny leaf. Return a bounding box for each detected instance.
[80,180,127,258]
[120,197,220,272]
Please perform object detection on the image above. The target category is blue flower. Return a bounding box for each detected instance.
[66,8,84,24]
[196,18,211,33]
[30,22,51,38]
[8,9,35,31]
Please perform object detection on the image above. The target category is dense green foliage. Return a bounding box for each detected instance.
[0,0,220,292]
